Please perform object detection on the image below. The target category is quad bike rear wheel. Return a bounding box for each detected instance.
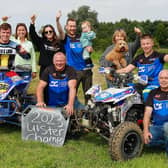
[109,121,144,161]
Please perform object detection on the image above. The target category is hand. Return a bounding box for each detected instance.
[64,104,74,116]
[20,46,27,53]
[134,27,142,36]
[86,46,93,53]
[116,69,122,73]
[2,16,10,22]
[31,72,37,79]
[143,131,152,144]
[56,10,62,21]
[30,14,37,24]
[36,102,46,107]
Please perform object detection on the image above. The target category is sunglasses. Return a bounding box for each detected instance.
[44,30,53,34]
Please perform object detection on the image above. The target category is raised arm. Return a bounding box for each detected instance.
[128,27,142,59]
[56,10,65,40]
[1,16,10,23]
[29,14,41,47]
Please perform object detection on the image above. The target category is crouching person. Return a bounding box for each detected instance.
[36,52,77,115]
[143,70,168,156]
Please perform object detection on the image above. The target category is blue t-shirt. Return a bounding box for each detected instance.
[63,35,86,70]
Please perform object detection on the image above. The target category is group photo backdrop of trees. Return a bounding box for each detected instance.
[68,5,168,51]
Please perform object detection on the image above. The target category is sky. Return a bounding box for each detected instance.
[0,0,168,33]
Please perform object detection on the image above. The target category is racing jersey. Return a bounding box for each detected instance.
[41,65,77,106]
[63,34,86,71]
[0,40,31,70]
[146,87,168,125]
[132,51,165,85]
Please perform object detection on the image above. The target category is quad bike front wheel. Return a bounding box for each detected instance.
[109,121,144,161]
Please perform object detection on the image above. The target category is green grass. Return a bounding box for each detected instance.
[1,50,168,168]
[0,124,168,168]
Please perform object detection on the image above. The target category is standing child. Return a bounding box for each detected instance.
[80,21,96,69]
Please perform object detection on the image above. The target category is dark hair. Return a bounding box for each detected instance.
[66,18,76,25]
[0,23,12,31]
[15,23,28,39]
[42,24,59,47]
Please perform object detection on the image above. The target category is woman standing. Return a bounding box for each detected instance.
[99,27,142,87]
[14,23,37,78]
[29,11,64,77]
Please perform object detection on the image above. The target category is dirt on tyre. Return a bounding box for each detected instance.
[109,121,144,161]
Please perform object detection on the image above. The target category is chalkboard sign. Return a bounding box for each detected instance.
[21,106,69,146]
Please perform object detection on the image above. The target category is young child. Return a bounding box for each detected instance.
[80,21,96,69]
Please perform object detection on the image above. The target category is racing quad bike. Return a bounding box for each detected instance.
[77,68,145,161]
[0,66,36,126]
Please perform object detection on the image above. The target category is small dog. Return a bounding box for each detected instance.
[105,40,128,80]
[106,40,128,69]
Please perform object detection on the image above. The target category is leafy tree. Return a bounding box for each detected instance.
[66,6,168,51]
[154,22,167,46]
[67,5,99,33]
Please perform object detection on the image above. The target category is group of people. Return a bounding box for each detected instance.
[0,11,96,115]
[100,28,168,156]
[1,11,168,156]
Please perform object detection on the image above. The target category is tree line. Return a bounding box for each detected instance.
[67,5,168,51]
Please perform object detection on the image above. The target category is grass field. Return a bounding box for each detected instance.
[1,50,168,168]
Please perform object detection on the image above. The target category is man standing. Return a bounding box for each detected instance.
[36,52,77,115]
[143,70,168,155]
[56,14,93,104]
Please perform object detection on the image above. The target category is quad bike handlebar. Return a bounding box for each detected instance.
[99,67,148,88]
[99,67,134,88]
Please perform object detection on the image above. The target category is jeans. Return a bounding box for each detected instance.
[147,123,168,153]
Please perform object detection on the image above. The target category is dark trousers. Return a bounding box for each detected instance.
[39,65,48,103]
[76,69,92,104]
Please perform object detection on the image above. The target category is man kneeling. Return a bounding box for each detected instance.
[36,52,77,115]
[143,70,168,155]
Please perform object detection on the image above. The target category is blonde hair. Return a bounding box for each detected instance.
[81,21,91,28]
[112,29,127,43]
